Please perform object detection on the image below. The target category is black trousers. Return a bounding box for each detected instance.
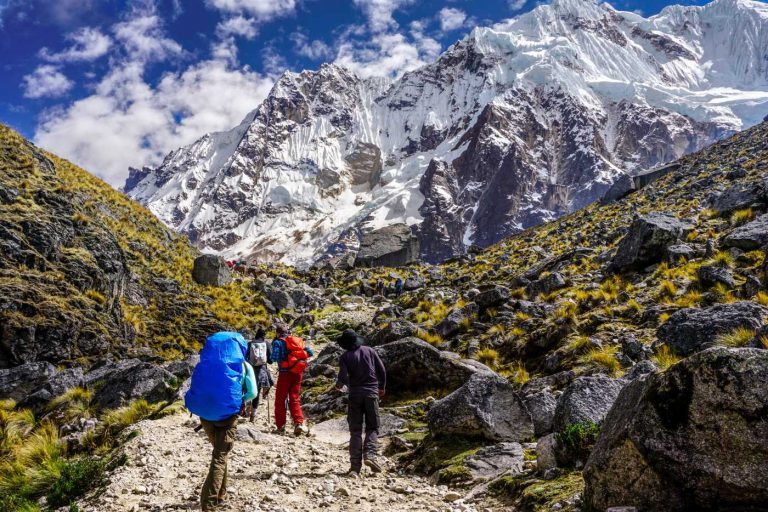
[347,394,380,471]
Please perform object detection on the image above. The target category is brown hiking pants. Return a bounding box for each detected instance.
[200,415,238,511]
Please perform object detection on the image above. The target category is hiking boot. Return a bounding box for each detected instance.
[274,426,286,435]
[294,423,309,436]
[364,457,383,473]
[346,468,361,478]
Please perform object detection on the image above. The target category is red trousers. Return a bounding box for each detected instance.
[274,371,304,428]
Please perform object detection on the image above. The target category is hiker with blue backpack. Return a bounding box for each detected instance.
[271,322,313,436]
[185,332,257,511]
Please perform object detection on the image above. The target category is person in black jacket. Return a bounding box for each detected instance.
[335,329,387,476]
[243,327,275,422]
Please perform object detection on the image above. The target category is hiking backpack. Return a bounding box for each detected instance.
[248,340,268,366]
[185,331,252,422]
[279,335,309,374]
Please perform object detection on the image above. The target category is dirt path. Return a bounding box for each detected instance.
[79,403,484,512]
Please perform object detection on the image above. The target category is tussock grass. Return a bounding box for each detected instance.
[731,208,755,226]
[579,345,622,377]
[652,345,681,370]
[476,348,499,368]
[716,327,756,347]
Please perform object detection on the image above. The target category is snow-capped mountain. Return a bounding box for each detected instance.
[125,0,768,265]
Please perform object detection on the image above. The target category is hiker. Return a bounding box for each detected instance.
[376,279,384,296]
[245,327,275,422]
[185,332,257,511]
[271,322,313,435]
[394,277,404,298]
[335,329,387,476]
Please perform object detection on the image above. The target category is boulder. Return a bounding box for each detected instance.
[85,359,178,410]
[368,319,419,347]
[355,224,419,268]
[657,301,768,356]
[599,173,635,205]
[697,264,736,289]
[526,272,567,298]
[711,183,765,214]
[722,213,768,250]
[464,442,525,480]
[664,243,696,264]
[428,373,533,442]
[536,433,559,471]
[403,276,425,291]
[263,286,295,311]
[552,376,625,434]
[376,338,491,397]
[435,303,478,338]
[474,285,510,309]
[523,389,558,436]
[584,348,768,512]
[18,367,85,412]
[191,254,232,286]
[611,213,694,271]
[307,343,344,378]
[0,362,56,401]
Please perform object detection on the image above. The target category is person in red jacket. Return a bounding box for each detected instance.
[271,323,313,436]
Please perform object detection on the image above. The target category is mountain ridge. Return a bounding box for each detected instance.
[125,0,768,265]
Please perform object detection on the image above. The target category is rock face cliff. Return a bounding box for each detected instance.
[125,0,768,265]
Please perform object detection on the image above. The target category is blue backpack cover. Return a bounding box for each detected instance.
[185,331,248,422]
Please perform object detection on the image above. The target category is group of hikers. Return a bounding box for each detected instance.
[184,323,386,511]
[376,277,404,298]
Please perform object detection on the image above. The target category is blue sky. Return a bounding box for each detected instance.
[0,0,711,186]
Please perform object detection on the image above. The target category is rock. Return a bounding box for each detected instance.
[523,389,558,436]
[0,362,56,401]
[435,303,478,338]
[403,276,425,291]
[474,285,510,309]
[376,338,491,396]
[584,348,768,512]
[600,173,635,205]
[355,224,419,268]
[711,183,765,214]
[263,286,295,311]
[664,243,696,264]
[526,272,567,298]
[464,442,525,480]
[313,414,406,445]
[610,213,694,271]
[18,367,85,412]
[368,320,419,347]
[427,373,533,442]
[536,433,559,471]
[722,213,768,250]
[235,424,262,443]
[657,301,768,356]
[697,264,736,289]
[443,491,462,503]
[85,359,178,410]
[552,376,625,434]
[619,334,651,362]
[191,254,232,286]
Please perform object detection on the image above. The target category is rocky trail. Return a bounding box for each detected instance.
[78,394,489,512]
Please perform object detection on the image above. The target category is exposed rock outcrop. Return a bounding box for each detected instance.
[611,213,694,271]
[355,224,419,268]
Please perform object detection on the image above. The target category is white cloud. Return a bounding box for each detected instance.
[438,7,466,32]
[39,26,112,62]
[290,31,333,60]
[335,30,439,79]
[206,0,297,21]
[22,65,73,98]
[352,0,414,33]
[217,15,258,39]
[113,13,183,62]
[508,0,527,11]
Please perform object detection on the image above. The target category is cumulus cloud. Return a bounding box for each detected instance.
[217,15,258,39]
[33,8,274,187]
[438,7,466,32]
[113,13,183,62]
[39,26,112,62]
[335,28,439,79]
[508,0,527,11]
[22,65,73,98]
[206,0,297,21]
[290,31,333,60]
[352,0,414,33]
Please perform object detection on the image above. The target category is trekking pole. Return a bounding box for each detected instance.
[266,393,271,427]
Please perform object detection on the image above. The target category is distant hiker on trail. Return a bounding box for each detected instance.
[243,326,275,423]
[376,279,384,296]
[185,332,257,511]
[335,329,387,476]
[394,277,404,298]
[271,322,313,436]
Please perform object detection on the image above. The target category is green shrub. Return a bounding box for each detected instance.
[47,458,106,509]
[558,421,600,460]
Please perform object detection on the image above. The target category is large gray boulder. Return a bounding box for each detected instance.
[435,303,478,338]
[428,373,533,442]
[85,359,178,410]
[584,348,768,512]
[474,285,510,309]
[523,389,558,436]
[376,337,491,396]
[526,272,567,298]
[0,362,56,401]
[611,213,694,271]
[368,319,419,347]
[657,301,768,356]
[711,183,766,214]
[191,254,232,286]
[19,367,85,412]
[464,442,525,480]
[355,224,419,268]
[552,376,625,434]
[722,213,768,250]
